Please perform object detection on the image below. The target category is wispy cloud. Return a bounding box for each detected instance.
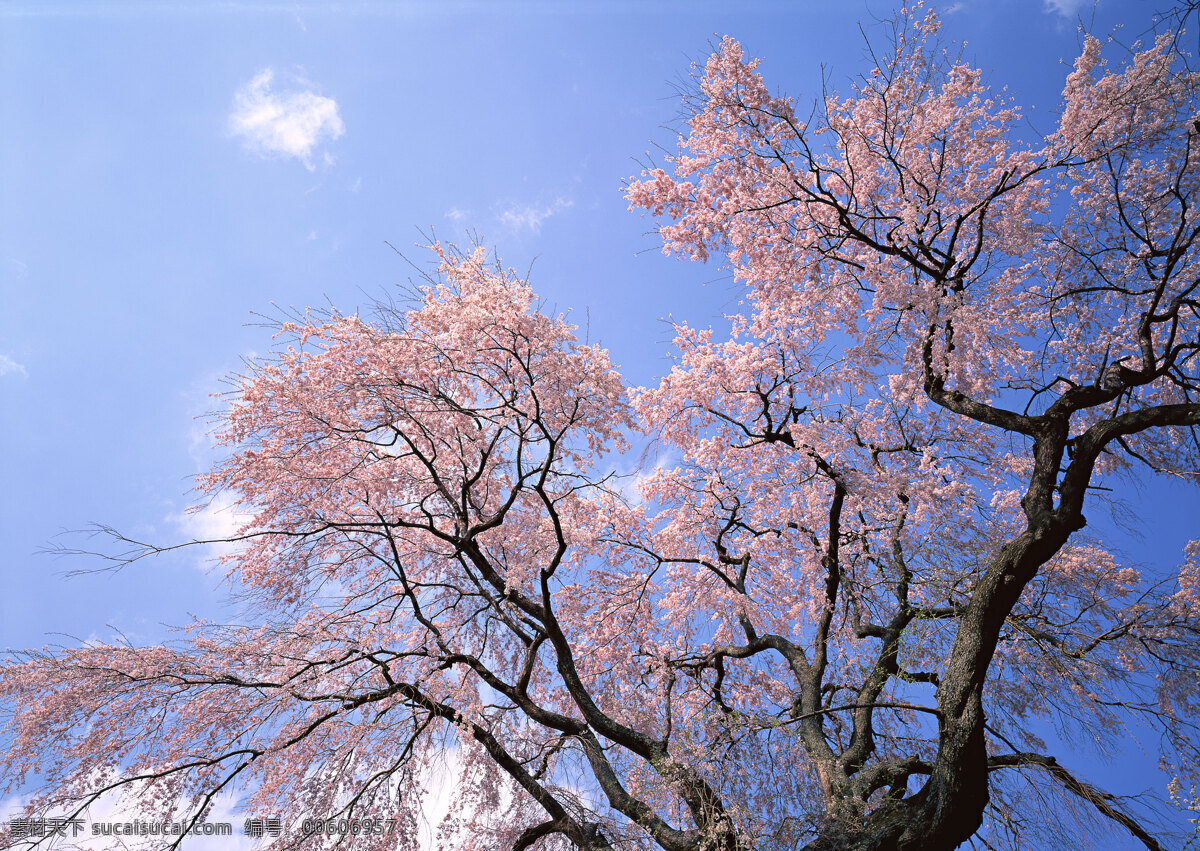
[495,197,573,234]
[172,385,256,564]
[445,206,471,223]
[6,258,28,279]
[0,353,27,379]
[228,68,344,169]
[1043,0,1090,18]
[615,446,681,507]
[169,491,255,568]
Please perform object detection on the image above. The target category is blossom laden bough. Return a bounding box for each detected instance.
[3,8,1200,851]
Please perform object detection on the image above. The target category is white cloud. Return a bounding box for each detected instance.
[615,447,680,507]
[2,788,259,851]
[169,491,254,567]
[0,756,458,851]
[7,258,29,279]
[1043,0,1090,18]
[228,68,344,169]
[0,353,27,378]
[173,491,251,543]
[495,197,573,234]
[444,206,471,223]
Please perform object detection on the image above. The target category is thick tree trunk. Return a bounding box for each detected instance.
[804,518,1078,851]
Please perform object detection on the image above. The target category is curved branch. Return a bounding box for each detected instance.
[988,753,1163,851]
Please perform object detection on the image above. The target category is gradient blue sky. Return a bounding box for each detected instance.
[1,1,1196,848]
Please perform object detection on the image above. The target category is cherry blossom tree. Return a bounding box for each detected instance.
[3,8,1200,851]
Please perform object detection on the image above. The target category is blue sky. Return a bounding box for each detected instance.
[1,1,1196,847]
